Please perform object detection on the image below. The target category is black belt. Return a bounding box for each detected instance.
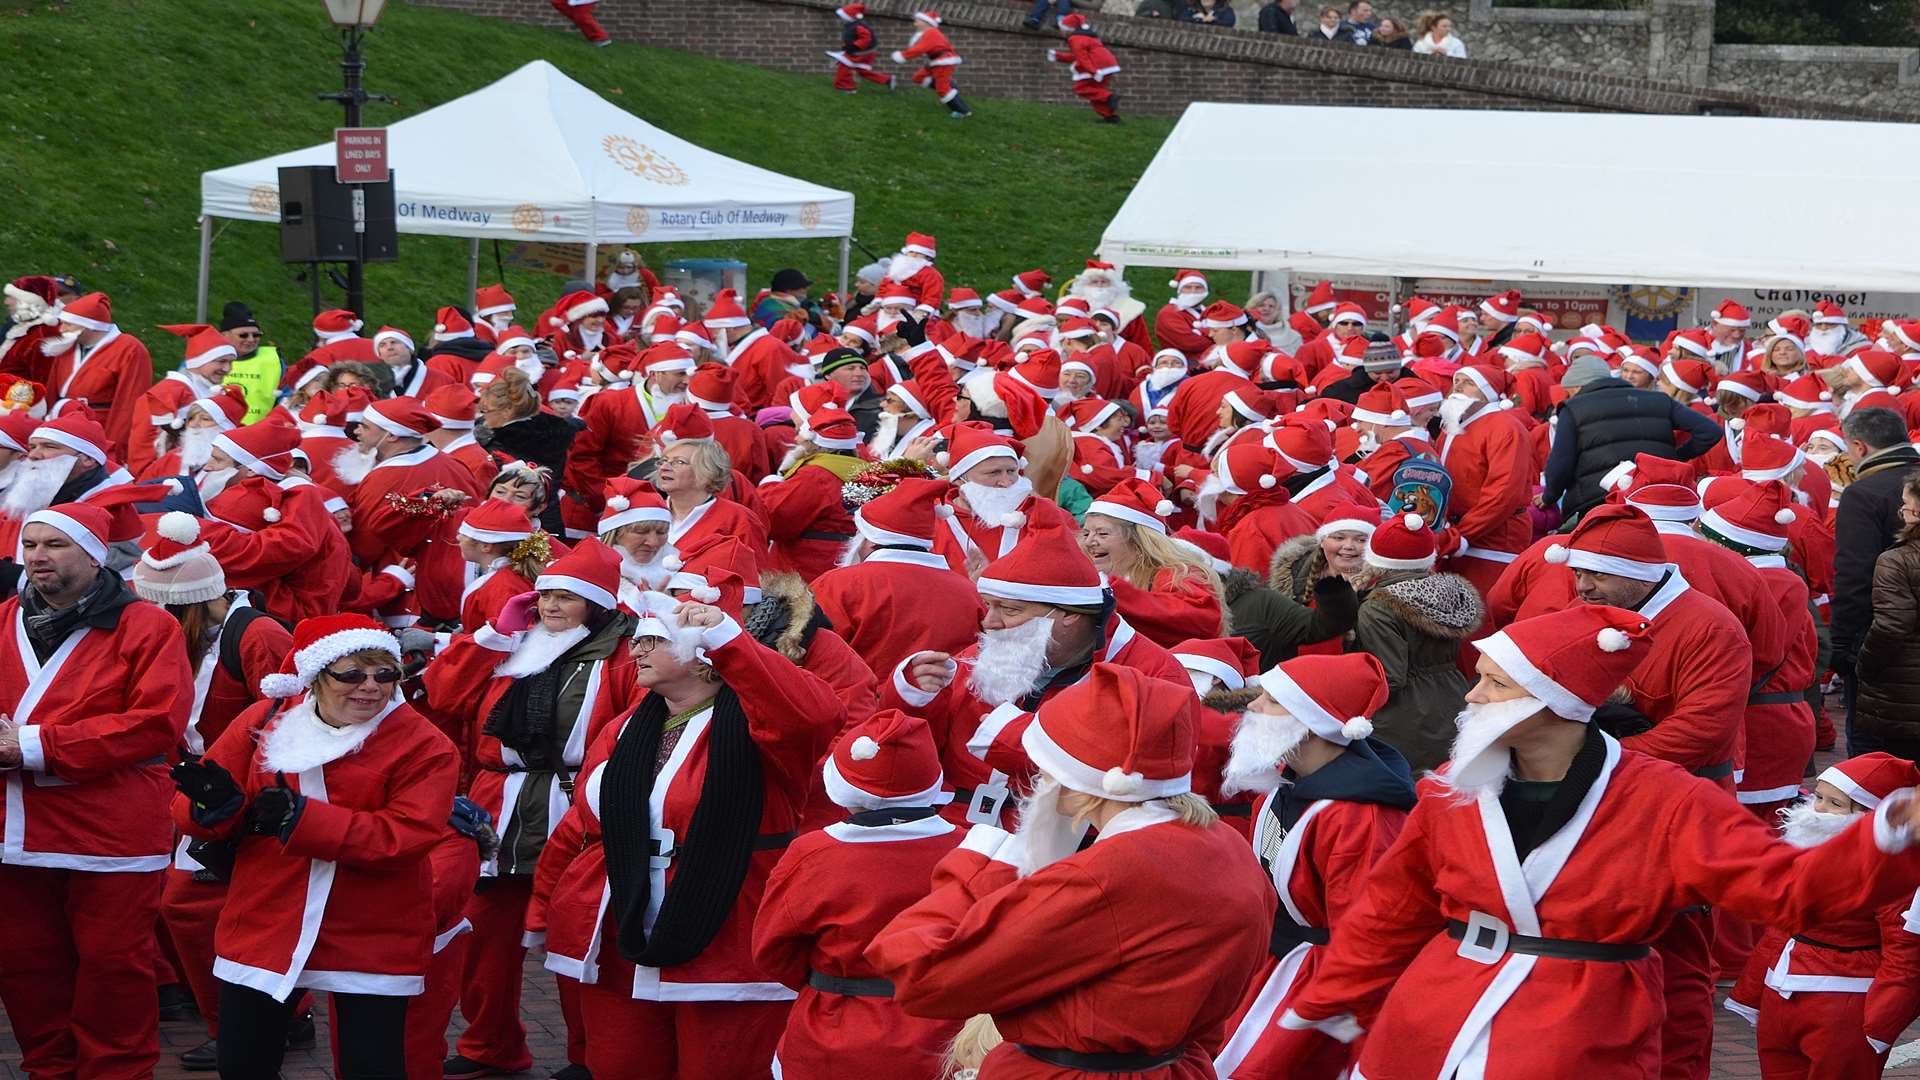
[845,806,942,827]
[647,831,797,858]
[1016,1045,1187,1073]
[1749,689,1811,706]
[1793,934,1877,953]
[798,530,855,542]
[1447,919,1650,962]
[1270,920,1330,958]
[1691,760,1734,780]
[481,762,575,793]
[1212,803,1252,817]
[807,970,895,997]
[951,785,1008,821]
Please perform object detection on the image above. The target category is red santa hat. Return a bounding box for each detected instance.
[1660,357,1713,396]
[1168,269,1208,292]
[183,388,249,432]
[1365,512,1435,572]
[1601,453,1700,523]
[675,320,715,352]
[425,384,479,431]
[548,290,609,331]
[1214,442,1293,495]
[702,289,749,330]
[458,498,535,545]
[1013,269,1053,297]
[1496,333,1549,369]
[639,341,695,375]
[370,325,415,356]
[1698,479,1795,553]
[133,511,226,606]
[835,2,866,18]
[1815,752,1920,811]
[33,412,112,465]
[1713,371,1769,404]
[207,476,289,533]
[159,323,238,371]
[1064,397,1122,436]
[256,614,401,699]
[664,533,755,617]
[1393,376,1443,411]
[823,708,950,810]
[1668,328,1715,360]
[1025,662,1194,801]
[1087,477,1177,535]
[874,282,921,312]
[789,381,849,426]
[855,476,950,550]
[474,285,516,318]
[53,292,112,333]
[1172,636,1262,693]
[1545,503,1668,582]
[1810,300,1848,325]
[1776,373,1834,412]
[1844,348,1906,395]
[311,307,362,341]
[1198,302,1248,330]
[598,477,672,533]
[1316,501,1382,541]
[1215,340,1266,379]
[1397,296,1440,327]
[977,521,1106,608]
[0,412,38,455]
[1010,350,1062,403]
[363,396,438,439]
[533,538,623,611]
[803,406,863,451]
[885,379,934,422]
[654,403,716,446]
[1765,313,1811,352]
[1473,605,1653,722]
[1327,302,1368,328]
[1730,402,1791,439]
[430,306,475,343]
[1055,298,1092,322]
[1269,420,1334,472]
[1739,434,1806,482]
[1056,317,1098,343]
[901,231,937,257]
[1617,346,1661,380]
[1220,387,1282,426]
[1710,299,1752,328]
[23,500,118,565]
[215,421,300,480]
[939,422,1023,486]
[1479,290,1522,326]
[1301,280,1337,315]
[547,370,589,405]
[686,367,739,415]
[1171,527,1233,575]
[947,287,983,311]
[1256,652,1390,745]
[1456,364,1510,403]
[1350,383,1412,428]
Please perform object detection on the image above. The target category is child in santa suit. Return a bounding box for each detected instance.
[1211,653,1416,1080]
[549,0,612,46]
[828,3,895,92]
[751,709,966,1078]
[1046,14,1121,122]
[1724,754,1920,1080]
[893,10,973,118]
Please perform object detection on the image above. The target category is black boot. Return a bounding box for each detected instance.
[286,1009,316,1048]
[945,94,973,118]
[157,983,199,1022]
[180,1039,218,1072]
[549,1065,593,1080]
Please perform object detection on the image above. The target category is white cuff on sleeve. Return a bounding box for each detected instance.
[1874,790,1915,854]
[890,654,949,709]
[17,725,44,772]
[958,823,1013,860]
[380,564,416,588]
[1278,1008,1364,1043]
[966,703,1027,761]
[1869,1035,1891,1054]
[699,616,743,652]
[473,624,519,653]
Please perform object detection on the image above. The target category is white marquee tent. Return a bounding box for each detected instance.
[1099,102,1920,293]
[196,59,855,317]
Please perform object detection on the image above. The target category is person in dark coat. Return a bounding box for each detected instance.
[475,368,576,536]
[1539,371,1722,520]
[1256,0,1298,32]
[1855,472,1920,758]
[1831,407,1920,753]
[1183,0,1236,27]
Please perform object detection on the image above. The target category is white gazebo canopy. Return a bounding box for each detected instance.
[1099,102,1920,293]
[197,59,855,315]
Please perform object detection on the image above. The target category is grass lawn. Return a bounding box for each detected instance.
[1,0,1240,370]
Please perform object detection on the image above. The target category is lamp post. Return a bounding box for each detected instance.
[319,0,390,318]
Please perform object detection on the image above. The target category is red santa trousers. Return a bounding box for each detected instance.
[833,57,892,91]
[454,878,540,1071]
[911,65,959,102]
[409,932,472,1080]
[0,865,165,1080]
[161,867,227,1036]
[1074,77,1117,119]
[1656,907,1717,1080]
[1757,988,1890,1080]
[578,955,790,1080]
[547,0,610,43]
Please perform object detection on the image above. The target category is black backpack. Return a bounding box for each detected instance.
[218,605,292,683]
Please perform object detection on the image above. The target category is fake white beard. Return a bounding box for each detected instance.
[39,328,80,357]
[777,438,817,475]
[606,270,643,292]
[0,454,74,519]
[958,475,1033,529]
[1777,795,1861,848]
[260,695,389,774]
[954,310,997,339]
[1438,393,1478,435]
[650,387,688,407]
[1171,290,1207,310]
[620,548,672,590]
[1195,473,1229,528]
[332,444,378,487]
[196,466,238,502]
[1807,326,1846,355]
[487,313,514,333]
[1433,695,1550,802]
[1012,774,1091,878]
[494,623,590,679]
[515,354,548,383]
[1147,366,1185,391]
[1056,385,1088,404]
[1222,708,1311,797]
[837,537,866,569]
[1358,429,1381,454]
[179,426,218,470]
[0,459,17,493]
[888,253,931,282]
[968,615,1055,707]
[1132,438,1171,471]
[1072,278,1129,312]
[869,411,908,459]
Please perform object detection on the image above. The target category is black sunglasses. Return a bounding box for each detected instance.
[323,667,402,686]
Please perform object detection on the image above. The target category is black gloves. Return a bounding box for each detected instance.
[171,757,244,826]
[246,774,307,841]
[450,795,501,863]
[896,313,927,348]
[1591,701,1654,740]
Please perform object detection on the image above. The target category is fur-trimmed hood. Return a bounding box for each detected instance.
[1220,566,1266,607]
[747,571,831,663]
[1202,684,1261,712]
[1268,534,1324,600]
[1359,571,1483,640]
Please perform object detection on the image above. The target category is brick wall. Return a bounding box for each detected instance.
[408,0,1917,120]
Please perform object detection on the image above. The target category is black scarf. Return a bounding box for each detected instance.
[601,684,765,968]
[1501,722,1607,862]
[482,611,630,767]
[21,567,134,661]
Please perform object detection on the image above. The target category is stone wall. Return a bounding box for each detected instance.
[1712,45,1920,114]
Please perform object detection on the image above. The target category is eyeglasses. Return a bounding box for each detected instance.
[232,331,262,339]
[323,667,403,685]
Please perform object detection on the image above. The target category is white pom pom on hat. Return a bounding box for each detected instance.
[1544,544,1570,565]
[1341,716,1374,740]
[263,508,282,523]
[1403,513,1424,530]
[156,511,200,545]
[1259,474,1277,489]
[935,450,951,468]
[1728,417,1746,431]
[606,495,630,512]
[935,503,955,519]
[259,672,307,699]
[662,554,684,571]
[850,735,880,761]
[692,585,721,603]
[434,323,448,333]
[1775,508,1797,524]
[1154,499,1175,517]
[1081,464,1094,475]
[1102,766,1144,796]
[1597,628,1631,652]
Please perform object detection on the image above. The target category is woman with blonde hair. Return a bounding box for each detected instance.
[1079,478,1228,646]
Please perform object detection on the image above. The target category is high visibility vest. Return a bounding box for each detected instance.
[225,345,283,424]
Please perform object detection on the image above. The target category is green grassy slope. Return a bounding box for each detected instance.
[2,0,1236,366]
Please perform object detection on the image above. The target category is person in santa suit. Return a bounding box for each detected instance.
[597,477,675,608]
[1199,441,1317,574]
[1283,604,1920,1079]
[758,406,864,582]
[449,498,555,633]
[753,708,966,1078]
[812,476,982,680]
[929,422,1078,576]
[1435,363,1534,599]
[1291,303,1369,387]
[37,292,155,462]
[371,323,451,399]
[289,386,367,497]
[470,285,517,348]
[878,231,945,316]
[131,512,294,1071]
[195,418,356,622]
[827,2,895,91]
[543,290,614,376]
[404,796,494,1080]
[687,365,773,480]
[868,662,1275,1078]
[0,413,136,566]
[1080,477,1226,647]
[1211,652,1415,1080]
[1066,397,1148,496]
[525,580,844,1078]
[135,385,248,482]
[1046,13,1121,121]
[696,289,780,411]
[1269,417,1380,523]
[648,428,771,569]
[337,395,483,566]
[885,521,1189,831]
[1723,754,1920,1079]
[423,382,501,491]
[1351,381,1435,504]
[565,340,698,514]
[889,9,972,118]
[422,542,635,1080]
[169,614,457,1078]
[1154,270,1213,363]
[1168,636,1264,832]
[0,498,189,1080]
[1704,297,1752,371]
[133,323,237,477]
[297,307,378,372]
[1164,338,1264,449]
[1,276,62,380]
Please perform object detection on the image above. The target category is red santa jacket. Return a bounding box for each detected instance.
[810,548,983,682]
[0,596,190,871]
[46,329,154,462]
[528,618,845,998]
[184,602,292,758]
[868,810,1276,1076]
[1072,431,1154,496]
[1287,739,1920,1080]
[1359,433,1434,505]
[1615,570,1751,782]
[131,372,215,477]
[199,485,354,624]
[1154,303,1211,363]
[932,493,1081,577]
[892,263,946,317]
[1727,896,1920,1050]
[1219,499,1319,576]
[1109,569,1223,649]
[566,383,673,515]
[175,696,459,1002]
[1436,405,1533,559]
[345,445,484,565]
[1048,30,1120,81]
[761,456,862,583]
[1734,556,1817,808]
[711,412,773,482]
[441,433,500,492]
[752,814,966,1080]
[664,494,771,570]
[1166,368,1254,450]
[729,327,806,412]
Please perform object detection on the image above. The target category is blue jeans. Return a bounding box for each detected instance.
[1026,0,1070,24]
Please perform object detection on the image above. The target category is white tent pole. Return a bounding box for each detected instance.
[585,200,599,287]
[838,236,850,298]
[195,216,214,322]
[467,238,481,308]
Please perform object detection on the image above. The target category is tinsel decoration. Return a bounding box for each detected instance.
[383,485,465,518]
[841,457,937,509]
[509,530,554,566]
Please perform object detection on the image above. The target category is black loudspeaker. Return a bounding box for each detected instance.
[278,165,398,263]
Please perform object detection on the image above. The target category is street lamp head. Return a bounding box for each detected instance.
[323,0,387,28]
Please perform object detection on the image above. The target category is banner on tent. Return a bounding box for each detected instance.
[1284,276,1608,331]
[1718,288,1920,328]
[599,201,844,242]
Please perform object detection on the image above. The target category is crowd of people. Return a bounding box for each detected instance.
[1,234,1920,1080]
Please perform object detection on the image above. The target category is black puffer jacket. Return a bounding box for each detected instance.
[1545,379,1720,519]
[1857,532,1920,750]
[476,410,577,534]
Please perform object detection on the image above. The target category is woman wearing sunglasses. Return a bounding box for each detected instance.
[170,613,459,1080]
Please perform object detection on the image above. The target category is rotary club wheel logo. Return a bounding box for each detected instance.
[1617,285,1693,321]
[248,186,279,215]
[602,135,689,187]
[799,202,822,230]
[511,204,545,234]
[626,206,650,236]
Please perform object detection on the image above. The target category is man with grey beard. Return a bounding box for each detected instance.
[882,519,1187,830]
[1281,605,1920,1080]
[0,413,135,572]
